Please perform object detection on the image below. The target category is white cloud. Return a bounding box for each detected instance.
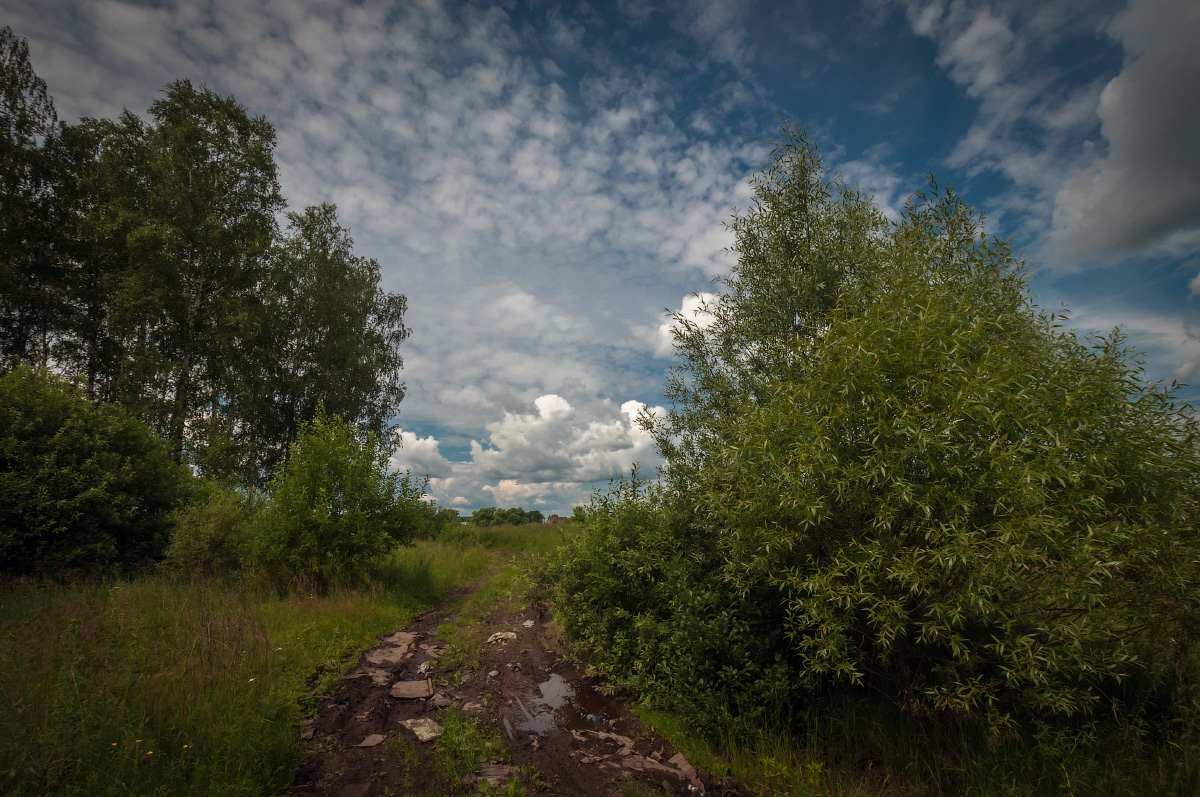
[395,395,664,511]
[1048,0,1200,262]
[640,292,719,357]
[390,431,454,480]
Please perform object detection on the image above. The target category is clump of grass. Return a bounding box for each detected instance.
[436,706,508,783]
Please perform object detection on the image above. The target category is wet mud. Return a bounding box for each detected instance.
[292,593,737,796]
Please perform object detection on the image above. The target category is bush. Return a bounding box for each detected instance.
[163,483,256,576]
[251,408,425,585]
[0,366,194,574]
[546,468,795,726]
[551,124,1200,737]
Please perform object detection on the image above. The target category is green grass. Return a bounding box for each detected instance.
[0,538,506,796]
[438,522,570,557]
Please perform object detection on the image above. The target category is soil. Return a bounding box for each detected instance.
[292,578,742,797]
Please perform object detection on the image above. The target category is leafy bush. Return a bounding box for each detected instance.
[0,366,194,574]
[163,483,256,576]
[251,408,424,585]
[550,124,1200,737]
[546,468,795,725]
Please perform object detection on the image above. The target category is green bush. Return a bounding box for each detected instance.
[550,124,1200,738]
[0,366,194,574]
[163,483,256,576]
[546,468,794,726]
[251,408,424,585]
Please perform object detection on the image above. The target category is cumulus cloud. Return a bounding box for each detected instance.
[1048,0,1200,262]
[900,0,1122,246]
[639,292,719,357]
[395,395,664,511]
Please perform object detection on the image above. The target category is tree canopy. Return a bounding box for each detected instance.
[0,28,409,488]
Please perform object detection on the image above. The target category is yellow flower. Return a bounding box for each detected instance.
[135,739,142,743]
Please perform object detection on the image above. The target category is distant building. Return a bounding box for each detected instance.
[545,514,567,525]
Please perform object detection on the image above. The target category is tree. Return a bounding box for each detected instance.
[119,79,285,464]
[237,203,408,482]
[0,26,61,368]
[251,408,424,584]
[0,366,194,573]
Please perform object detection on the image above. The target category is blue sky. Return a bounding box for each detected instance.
[5,0,1198,513]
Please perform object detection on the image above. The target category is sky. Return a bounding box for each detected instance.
[4,0,1199,514]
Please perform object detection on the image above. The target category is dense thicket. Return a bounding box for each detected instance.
[0,366,194,573]
[0,27,408,487]
[548,125,1200,737]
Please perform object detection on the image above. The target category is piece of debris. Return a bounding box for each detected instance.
[502,717,514,740]
[479,763,511,786]
[488,669,500,678]
[522,619,535,628]
[462,701,483,713]
[528,734,540,751]
[417,661,433,677]
[668,752,697,781]
[459,672,474,686]
[381,631,417,647]
[355,733,385,748]
[487,631,517,644]
[399,717,442,742]
[419,643,445,658]
[431,691,453,708]
[365,646,409,666]
[390,680,434,699]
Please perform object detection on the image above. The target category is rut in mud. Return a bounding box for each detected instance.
[292,580,736,797]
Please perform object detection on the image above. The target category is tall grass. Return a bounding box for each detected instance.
[0,538,504,796]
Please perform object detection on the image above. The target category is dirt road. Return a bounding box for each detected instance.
[292,574,731,796]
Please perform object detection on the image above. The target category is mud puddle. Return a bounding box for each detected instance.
[293,584,735,797]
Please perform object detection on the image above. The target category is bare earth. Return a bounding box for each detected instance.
[292,587,740,797]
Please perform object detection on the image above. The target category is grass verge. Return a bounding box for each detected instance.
[0,538,498,796]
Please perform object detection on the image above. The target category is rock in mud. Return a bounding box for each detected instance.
[399,717,442,742]
[355,734,385,748]
[390,680,434,699]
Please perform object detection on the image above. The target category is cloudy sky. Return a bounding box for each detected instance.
[6,0,1199,513]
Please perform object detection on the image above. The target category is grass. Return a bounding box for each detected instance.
[0,532,538,796]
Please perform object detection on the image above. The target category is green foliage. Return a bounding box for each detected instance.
[545,469,794,725]
[470,506,543,527]
[251,408,424,584]
[163,483,256,576]
[437,707,507,782]
[0,26,62,370]
[0,366,194,574]
[0,40,409,489]
[551,122,1200,750]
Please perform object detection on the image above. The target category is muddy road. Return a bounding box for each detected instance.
[292,575,733,796]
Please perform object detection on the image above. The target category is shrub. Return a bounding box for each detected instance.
[251,407,424,585]
[0,366,194,574]
[546,468,795,726]
[552,124,1200,737]
[163,482,256,576]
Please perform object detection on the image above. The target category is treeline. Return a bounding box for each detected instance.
[544,125,1200,790]
[0,27,421,579]
[1,27,405,488]
[469,506,544,526]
